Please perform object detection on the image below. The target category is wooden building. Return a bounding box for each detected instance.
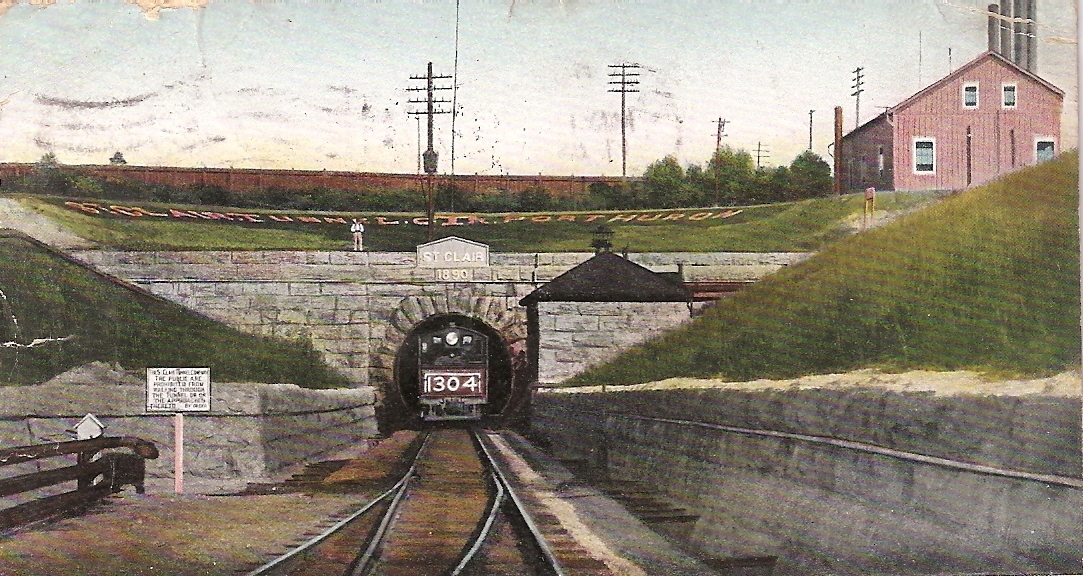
[840,51,1063,192]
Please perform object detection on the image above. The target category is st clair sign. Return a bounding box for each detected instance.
[62,201,742,227]
[418,237,489,282]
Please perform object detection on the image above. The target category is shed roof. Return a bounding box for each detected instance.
[519,252,689,304]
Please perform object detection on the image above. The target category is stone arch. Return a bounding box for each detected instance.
[370,284,527,418]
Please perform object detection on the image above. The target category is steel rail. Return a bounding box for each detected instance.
[349,431,432,576]
[474,430,567,576]
[448,430,508,576]
[243,432,431,576]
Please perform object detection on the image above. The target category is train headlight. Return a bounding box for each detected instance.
[445,331,460,346]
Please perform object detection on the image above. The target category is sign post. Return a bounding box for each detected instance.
[146,367,211,494]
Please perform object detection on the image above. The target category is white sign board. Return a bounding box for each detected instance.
[146,367,211,412]
[416,236,490,268]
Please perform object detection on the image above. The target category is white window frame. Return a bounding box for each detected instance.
[1034,137,1056,163]
[1001,83,1017,109]
[913,137,936,175]
[962,82,979,109]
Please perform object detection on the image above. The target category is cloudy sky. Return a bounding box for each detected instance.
[0,0,1077,177]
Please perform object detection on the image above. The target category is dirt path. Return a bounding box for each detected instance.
[0,197,95,249]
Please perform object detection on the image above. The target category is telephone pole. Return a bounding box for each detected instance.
[808,110,815,150]
[851,67,865,128]
[755,141,770,169]
[608,63,640,178]
[715,118,729,154]
[407,62,452,241]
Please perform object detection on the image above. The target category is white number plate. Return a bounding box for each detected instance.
[435,268,472,281]
[421,370,487,398]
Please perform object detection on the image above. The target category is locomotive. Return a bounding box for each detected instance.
[417,325,489,421]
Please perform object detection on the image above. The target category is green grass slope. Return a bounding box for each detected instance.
[0,233,350,388]
[571,152,1081,385]
[18,191,937,253]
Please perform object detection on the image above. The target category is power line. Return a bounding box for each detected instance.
[450,0,461,180]
[608,63,640,178]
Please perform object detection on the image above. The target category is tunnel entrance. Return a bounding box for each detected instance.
[393,314,516,424]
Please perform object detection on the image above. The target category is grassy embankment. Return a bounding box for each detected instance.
[0,233,350,387]
[570,152,1081,384]
[17,191,938,253]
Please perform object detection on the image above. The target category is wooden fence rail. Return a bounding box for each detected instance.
[0,436,159,532]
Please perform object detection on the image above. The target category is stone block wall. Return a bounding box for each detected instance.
[536,301,692,383]
[71,250,806,388]
[0,368,378,490]
[530,376,1082,574]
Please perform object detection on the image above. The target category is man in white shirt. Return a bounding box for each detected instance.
[350,218,364,251]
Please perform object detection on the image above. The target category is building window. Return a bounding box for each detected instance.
[913,138,935,174]
[962,83,979,108]
[877,146,884,177]
[1002,84,1017,108]
[1035,139,1056,163]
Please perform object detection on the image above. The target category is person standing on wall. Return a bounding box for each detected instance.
[351,218,364,251]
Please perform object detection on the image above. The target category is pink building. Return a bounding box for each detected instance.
[839,51,1063,192]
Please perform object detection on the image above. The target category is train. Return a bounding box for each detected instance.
[417,325,489,421]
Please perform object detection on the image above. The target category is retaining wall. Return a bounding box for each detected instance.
[531,374,1082,575]
[0,364,378,491]
[70,250,808,388]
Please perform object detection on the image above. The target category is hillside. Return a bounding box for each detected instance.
[0,232,350,388]
[12,192,939,253]
[570,152,1081,384]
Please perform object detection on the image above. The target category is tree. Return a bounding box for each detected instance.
[642,155,693,208]
[32,153,71,194]
[704,145,755,205]
[109,151,127,165]
[788,150,832,199]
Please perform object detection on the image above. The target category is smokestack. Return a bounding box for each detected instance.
[1026,0,1037,71]
[1013,0,1025,66]
[988,4,1000,53]
[833,106,843,195]
[1000,3,1012,56]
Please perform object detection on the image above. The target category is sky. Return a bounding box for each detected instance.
[0,0,1077,177]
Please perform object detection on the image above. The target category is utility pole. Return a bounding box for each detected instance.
[608,63,641,178]
[407,62,452,241]
[808,110,815,150]
[851,67,865,128]
[415,115,422,175]
[715,118,729,154]
[755,142,770,169]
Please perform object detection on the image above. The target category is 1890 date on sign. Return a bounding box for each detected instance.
[421,370,487,397]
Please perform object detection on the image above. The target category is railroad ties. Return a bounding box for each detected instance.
[244,427,616,576]
[368,428,490,575]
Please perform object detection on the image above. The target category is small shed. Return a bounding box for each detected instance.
[519,252,691,384]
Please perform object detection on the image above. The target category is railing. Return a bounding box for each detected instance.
[0,436,159,531]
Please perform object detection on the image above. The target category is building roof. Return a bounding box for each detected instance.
[891,51,1064,114]
[842,112,890,142]
[843,51,1063,141]
[519,252,689,304]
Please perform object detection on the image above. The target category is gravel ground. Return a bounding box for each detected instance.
[545,368,1082,397]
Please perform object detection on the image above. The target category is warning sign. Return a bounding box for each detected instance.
[146,368,211,412]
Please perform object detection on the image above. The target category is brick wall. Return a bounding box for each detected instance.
[0,163,632,198]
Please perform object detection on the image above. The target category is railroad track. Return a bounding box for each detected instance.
[243,427,611,576]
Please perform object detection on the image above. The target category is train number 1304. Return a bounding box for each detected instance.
[422,371,486,396]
